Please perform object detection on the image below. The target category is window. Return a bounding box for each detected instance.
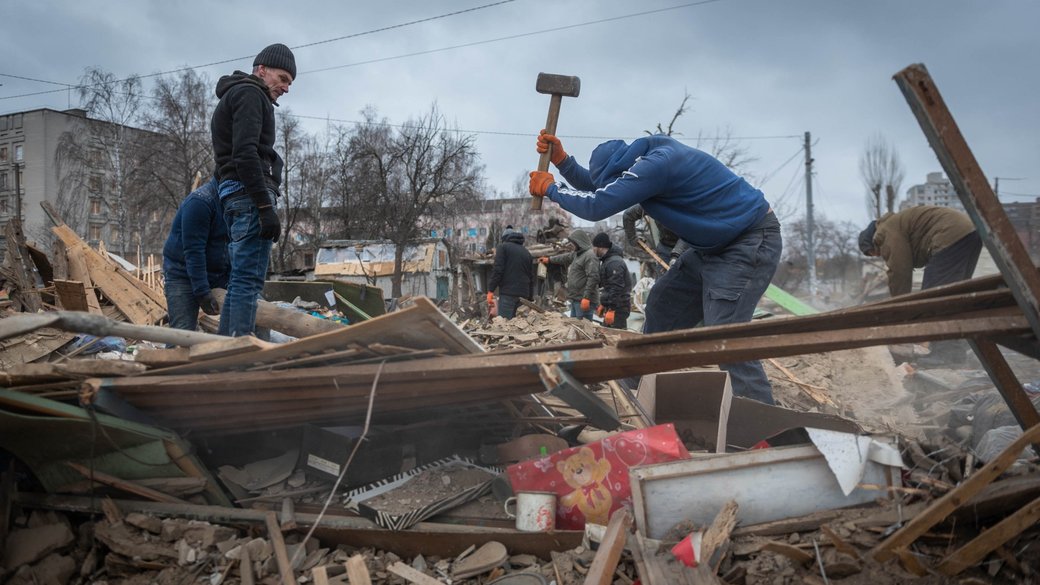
[479,227,488,236]
[438,250,447,265]
[90,198,102,215]
[89,175,102,193]
[89,225,102,241]
[0,173,6,189]
[13,144,23,162]
[0,146,7,162]
[0,198,7,214]
[303,252,315,267]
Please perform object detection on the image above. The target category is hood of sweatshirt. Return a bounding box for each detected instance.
[502,231,526,245]
[589,137,653,189]
[215,71,272,102]
[568,229,592,252]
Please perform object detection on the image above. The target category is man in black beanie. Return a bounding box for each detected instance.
[592,232,632,329]
[210,43,296,337]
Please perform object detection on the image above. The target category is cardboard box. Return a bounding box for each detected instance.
[636,370,862,452]
[636,370,731,453]
[299,425,403,488]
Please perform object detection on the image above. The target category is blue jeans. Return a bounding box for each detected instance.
[164,274,200,332]
[644,213,782,404]
[218,194,272,337]
[498,294,520,319]
[570,300,594,320]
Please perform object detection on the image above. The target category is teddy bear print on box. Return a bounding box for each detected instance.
[506,424,690,530]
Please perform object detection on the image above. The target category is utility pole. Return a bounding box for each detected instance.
[804,131,817,300]
[13,161,22,222]
[994,177,1024,200]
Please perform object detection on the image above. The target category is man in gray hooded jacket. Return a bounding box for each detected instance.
[539,229,600,320]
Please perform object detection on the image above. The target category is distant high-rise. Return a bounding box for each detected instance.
[900,172,963,211]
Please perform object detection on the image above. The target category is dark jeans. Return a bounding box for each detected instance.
[644,212,782,404]
[164,274,200,332]
[570,300,594,320]
[922,232,982,289]
[498,294,521,319]
[218,193,272,337]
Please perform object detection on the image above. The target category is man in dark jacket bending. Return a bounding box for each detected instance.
[487,226,533,319]
[210,43,295,337]
[592,232,632,329]
[162,177,229,331]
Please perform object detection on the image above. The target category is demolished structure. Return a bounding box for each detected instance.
[1,64,1039,585]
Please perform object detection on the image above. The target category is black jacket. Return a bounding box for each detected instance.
[598,245,632,313]
[488,231,534,299]
[211,72,283,201]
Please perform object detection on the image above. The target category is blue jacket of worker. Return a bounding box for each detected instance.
[162,178,230,298]
[548,135,769,253]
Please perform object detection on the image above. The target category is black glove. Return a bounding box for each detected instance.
[196,291,221,315]
[251,191,281,242]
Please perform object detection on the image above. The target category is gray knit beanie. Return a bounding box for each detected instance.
[254,44,296,80]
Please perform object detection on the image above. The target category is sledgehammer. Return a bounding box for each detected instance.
[532,72,581,210]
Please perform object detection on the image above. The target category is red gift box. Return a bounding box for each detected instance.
[506,424,689,529]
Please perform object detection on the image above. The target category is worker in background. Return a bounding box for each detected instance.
[161,177,229,332]
[539,229,600,320]
[622,204,688,272]
[531,131,781,405]
[487,225,534,319]
[211,43,295,337]
[592,232,632,329]
[859,205,982,365]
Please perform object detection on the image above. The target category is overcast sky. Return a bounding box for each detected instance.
[3,0,1038,228]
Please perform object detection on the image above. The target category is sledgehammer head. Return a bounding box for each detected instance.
[536,73,580,97]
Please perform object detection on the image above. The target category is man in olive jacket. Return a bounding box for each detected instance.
[859,206,981,297]
[860,205,981,365]
[539,229,600,320]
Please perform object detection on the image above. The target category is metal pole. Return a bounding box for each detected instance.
[13,161,22,221]
[804,131,817,299]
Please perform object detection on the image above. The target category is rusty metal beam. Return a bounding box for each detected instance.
[968,338,1040,442]
[893,63,1040,341]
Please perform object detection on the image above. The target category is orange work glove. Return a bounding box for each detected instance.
[536,129,568,166]
[486,292,495,306]
[580,298,591,312]
[538,256,550,264]
[596,304,605,317]
[605,310,616,326]
[529,171,555,197]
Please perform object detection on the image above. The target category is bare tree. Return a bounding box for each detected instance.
[349,104,483,297]
[75,67,151,257]
[646,91,757,176]
[859,133,905,220]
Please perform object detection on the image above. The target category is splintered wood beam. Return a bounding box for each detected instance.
[936,494,1040,576]
[872,423,1040,562]
[266,511,299,585]
[583,508,634,585]
[65,462,191,505]
[894,63,1040,341]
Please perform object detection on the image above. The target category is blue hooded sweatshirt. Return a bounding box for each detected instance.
[162,178,230,298]
[548,135,769,252]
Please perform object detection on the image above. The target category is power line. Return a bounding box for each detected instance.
[0,0,520,101]
[304,0,727,75]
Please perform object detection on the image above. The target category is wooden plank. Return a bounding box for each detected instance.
[52,224,165,324]
[387,561,442,585]
[64,246,103,315]
[345,554,371,585]
[4,219,43,312]
[700,500,738,570]
[211,288,345,338]
[188,336,271,361]
[266,511,299,585]
[65,462,191,505]
[135,348,191,367]
[53,279,90,312]
[872,423,1040,562]
[936,494,1040,575]
[240,547,255,585]
[583,508,633,585]
[0,311,223,346]
[760,541,813,564]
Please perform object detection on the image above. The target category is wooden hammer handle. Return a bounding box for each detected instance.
[532,94,563,210]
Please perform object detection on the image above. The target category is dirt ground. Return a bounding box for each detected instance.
[766,346,922,437]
